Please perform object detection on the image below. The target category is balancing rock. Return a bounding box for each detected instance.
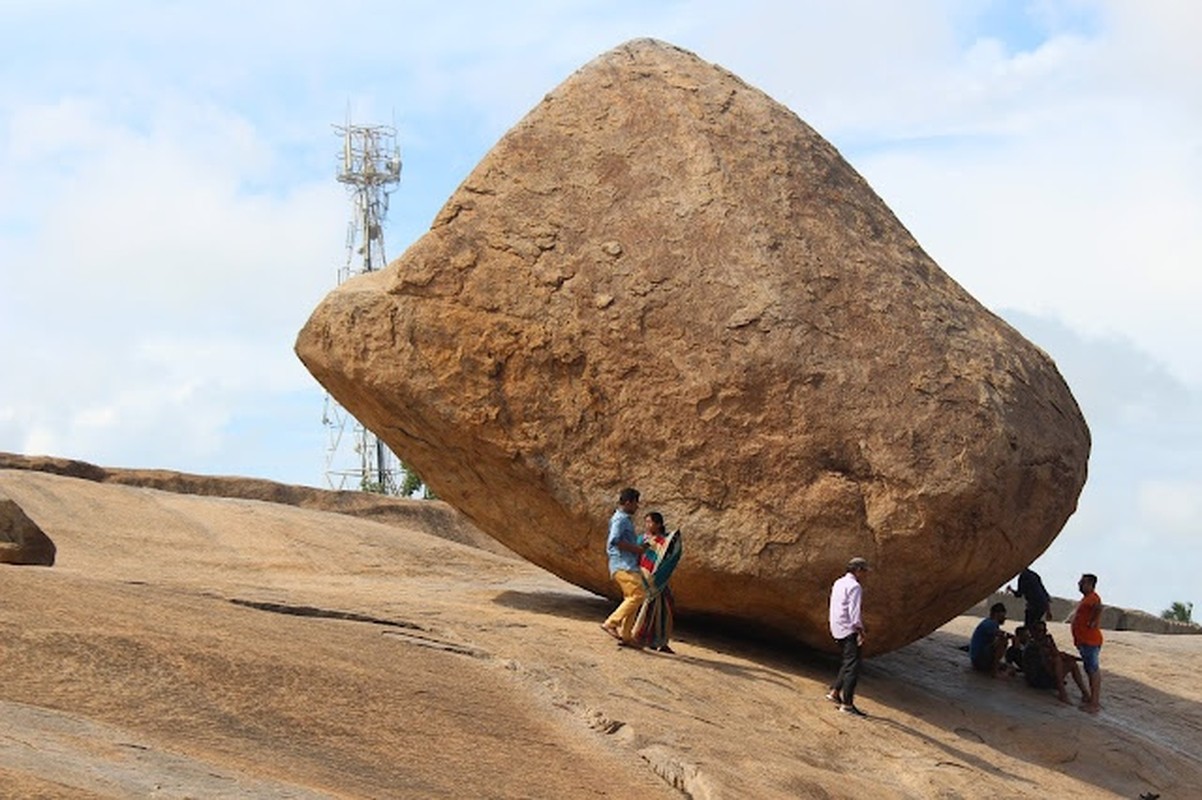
[296,39,1090,654]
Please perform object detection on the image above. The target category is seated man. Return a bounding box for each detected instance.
[1022,620,1089,704]
[969,602,1011,675]
[1005,625,1029,673]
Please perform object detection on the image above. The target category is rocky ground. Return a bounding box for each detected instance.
[1,465,1198,798]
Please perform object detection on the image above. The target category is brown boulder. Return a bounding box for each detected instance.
[295,39,1090,654]
[0,489,55,566]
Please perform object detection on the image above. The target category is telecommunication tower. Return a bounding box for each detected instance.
[321,119,404,493]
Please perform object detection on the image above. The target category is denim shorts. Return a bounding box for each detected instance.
[1077,644,1101,674]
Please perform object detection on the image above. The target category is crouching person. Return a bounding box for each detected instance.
[969,602,1012,676]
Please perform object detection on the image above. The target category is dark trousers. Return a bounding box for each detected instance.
[833,633,862,705]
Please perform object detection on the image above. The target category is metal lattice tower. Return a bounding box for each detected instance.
[322,119,403,493]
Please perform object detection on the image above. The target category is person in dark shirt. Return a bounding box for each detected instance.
[1022,620,1089,705]
[1005,625,1029,673]
[1008,567,1052,628]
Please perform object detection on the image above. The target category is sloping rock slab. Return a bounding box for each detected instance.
[0,453,513,558]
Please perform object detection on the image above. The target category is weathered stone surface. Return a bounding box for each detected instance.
[0,453,512,558]
[0,489,55,566]
[5,467,1198,799]
[295,39,1090,654]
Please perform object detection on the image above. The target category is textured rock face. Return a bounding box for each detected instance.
[295,39,1090,654]
[0,489,55,566]
[0,453,513,558]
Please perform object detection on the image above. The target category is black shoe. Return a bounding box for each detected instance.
[838,704,867,717]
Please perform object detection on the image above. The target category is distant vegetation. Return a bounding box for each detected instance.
[1160,601,1194,624]
[358,461,434,499]
[400,464,435,499]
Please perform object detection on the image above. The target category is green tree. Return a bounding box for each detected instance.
[358,476,389,495]
[1160,601,1194,623]
[355,460,432,498]
[399,462,435,499]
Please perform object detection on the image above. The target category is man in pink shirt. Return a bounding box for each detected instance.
[826,557,870,716]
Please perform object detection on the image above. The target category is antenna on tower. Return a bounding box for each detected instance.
[321,115,404,494]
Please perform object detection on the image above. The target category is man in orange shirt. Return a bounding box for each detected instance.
[1071,573,1104,713]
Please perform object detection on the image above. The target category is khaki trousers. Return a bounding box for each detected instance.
[604,569,647,641]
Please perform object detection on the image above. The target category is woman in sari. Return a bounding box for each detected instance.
[632,512,682,653]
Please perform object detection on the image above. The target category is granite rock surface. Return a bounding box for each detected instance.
[295,39,1090,654]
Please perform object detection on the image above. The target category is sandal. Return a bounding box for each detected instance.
[599,624,621,641]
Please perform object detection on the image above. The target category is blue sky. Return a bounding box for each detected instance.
[2,1,1199,617]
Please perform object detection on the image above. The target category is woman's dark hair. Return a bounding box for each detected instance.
[645,511,665,528]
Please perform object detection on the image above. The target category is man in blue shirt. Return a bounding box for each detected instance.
[970,602,1011,675]
[600,487,647,647]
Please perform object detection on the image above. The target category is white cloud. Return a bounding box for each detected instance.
[1,77,345,482]
[4,100,342,313]
[839,13,1202,384]
[1137,480,1202,540]
[73,405,119,430]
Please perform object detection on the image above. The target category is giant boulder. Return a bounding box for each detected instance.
[296,39,1090,654]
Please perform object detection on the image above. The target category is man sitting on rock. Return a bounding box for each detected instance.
[969,602,1012,675]
[1022,620,1089,705]
[1005,625,1029,674]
